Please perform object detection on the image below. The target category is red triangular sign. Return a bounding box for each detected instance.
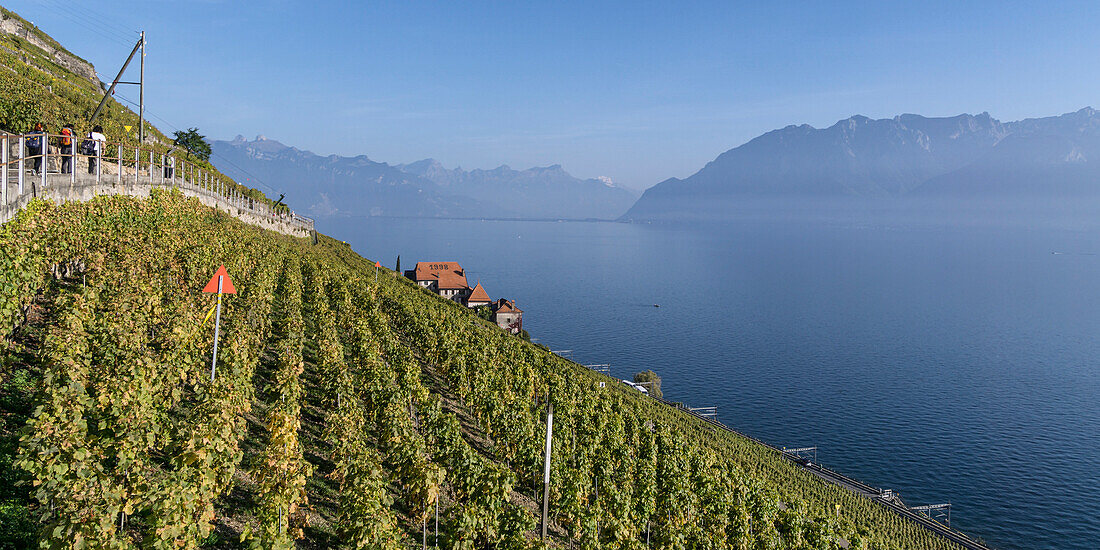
[375,261,381,267]
[203,265,237,294]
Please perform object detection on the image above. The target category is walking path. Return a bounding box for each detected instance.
[1,133,313,237]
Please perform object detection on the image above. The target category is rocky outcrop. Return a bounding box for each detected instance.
[0,8,100,88]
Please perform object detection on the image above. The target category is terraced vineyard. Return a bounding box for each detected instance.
[0,192,964,549]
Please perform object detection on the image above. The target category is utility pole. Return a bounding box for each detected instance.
[138,31,145,144]
[90,34,145,124]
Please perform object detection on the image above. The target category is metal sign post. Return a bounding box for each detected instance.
[210,275,223,381]
[540,400,554,539]
[202,266,237,381]
[40,138,47,191]
[17,136,24,195]
[2,135,7,205]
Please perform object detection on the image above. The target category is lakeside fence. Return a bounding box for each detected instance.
[0,131,314,235]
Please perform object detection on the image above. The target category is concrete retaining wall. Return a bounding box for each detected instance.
[1,170,311,238]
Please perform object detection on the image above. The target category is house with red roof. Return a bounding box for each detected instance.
[407,261,472,303]
[466,282,491,308]
[492,298,524,334]
[405,262,524,333]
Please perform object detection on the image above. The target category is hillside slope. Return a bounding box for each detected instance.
[0,6,166,146]
[0,191,967,549]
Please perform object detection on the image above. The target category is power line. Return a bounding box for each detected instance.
[111,92,282,195]
[43,12,130,48]
[60,3,137,41]
[33,0,134,48]
[19,5,288,201]
[114,93,175,128]
[47,6,133,45]
[37,0,138,45]
[207,151,280,194]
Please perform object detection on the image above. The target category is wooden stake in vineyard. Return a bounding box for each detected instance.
[203,265,237,381]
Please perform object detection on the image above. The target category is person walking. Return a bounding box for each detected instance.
[163,143,178,179]
[59,123,74,174]
[25,123,45,175]
[85,125,106,174]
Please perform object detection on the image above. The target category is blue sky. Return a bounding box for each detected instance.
[7,0,1099,191]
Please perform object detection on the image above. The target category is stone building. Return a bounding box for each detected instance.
[492,298,523,334]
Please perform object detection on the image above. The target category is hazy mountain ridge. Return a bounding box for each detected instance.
[212,137,635,219]
[395,159,637,219]
[916,107,1100,195]
[212,136,503,218]
[623,108,1100,221]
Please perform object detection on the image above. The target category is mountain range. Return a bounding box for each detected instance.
[396,159,635,219]
[211,137,636,220]
[623,108,1100,221]
[212,108,1100,223]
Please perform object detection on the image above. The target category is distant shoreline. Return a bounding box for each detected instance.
[320,195,1100,227]
[324,213,625,223]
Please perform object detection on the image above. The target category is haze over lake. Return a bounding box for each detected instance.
[322,199,1100,550]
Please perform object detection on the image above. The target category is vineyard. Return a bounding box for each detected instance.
[0,191,966,549]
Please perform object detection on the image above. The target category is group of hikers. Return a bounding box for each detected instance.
[19,123,106,175]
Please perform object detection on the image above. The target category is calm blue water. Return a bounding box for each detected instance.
[321,203,1100,549]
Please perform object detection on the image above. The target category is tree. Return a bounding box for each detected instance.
[172,127,212,161]
[634,370,662,398]
[396,255,401,273]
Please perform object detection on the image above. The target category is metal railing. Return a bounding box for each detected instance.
[1,131,314,233]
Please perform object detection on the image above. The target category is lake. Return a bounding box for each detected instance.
[320,200,1100,549]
